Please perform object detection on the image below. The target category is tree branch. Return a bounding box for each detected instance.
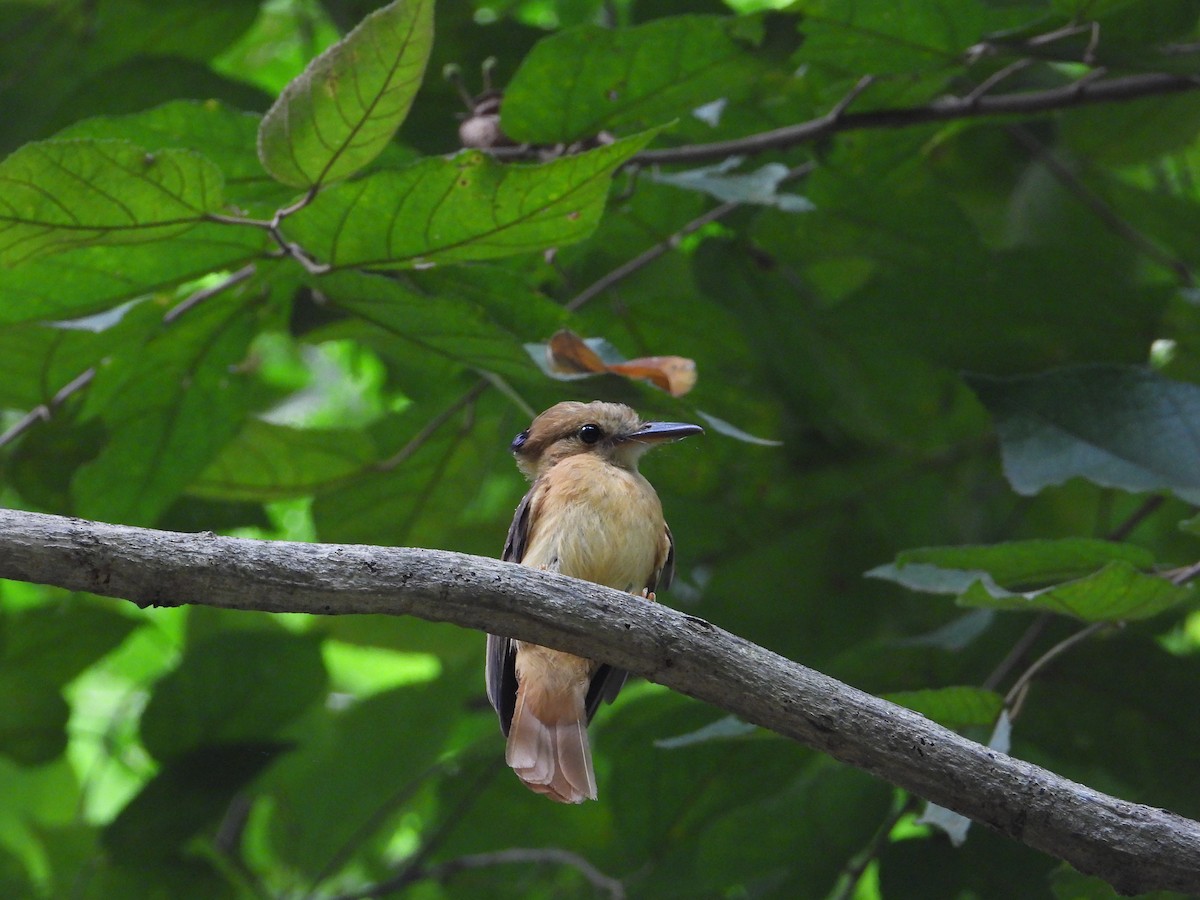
[0,509,1197,895]
[629,72,1200,167]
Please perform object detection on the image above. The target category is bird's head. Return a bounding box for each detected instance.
[510,401,703,479]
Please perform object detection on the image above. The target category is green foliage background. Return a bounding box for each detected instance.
[1,0,1199,897]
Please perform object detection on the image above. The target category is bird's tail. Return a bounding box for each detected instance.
[505,681,597,803]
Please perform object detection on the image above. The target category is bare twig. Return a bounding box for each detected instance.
[1105,495,1167,543]
[1006,125,1195,285]
[622,72,1198,167]
[0,264,262,451]
[982,613,1051,692]
[0,366,95,449]
[830,796,919,900]
[1004,621,1113,720]
[564,162,816,312]
[375,380,488,471]
[162,263,258,325]
[1,509,1198,895]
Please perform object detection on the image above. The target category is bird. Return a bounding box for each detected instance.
[486,400,703,803]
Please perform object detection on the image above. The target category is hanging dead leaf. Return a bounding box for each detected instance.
[532,329,698,397]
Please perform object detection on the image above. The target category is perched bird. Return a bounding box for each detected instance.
[486,401,703,803]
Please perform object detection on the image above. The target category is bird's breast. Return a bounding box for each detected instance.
[523,456,665,592]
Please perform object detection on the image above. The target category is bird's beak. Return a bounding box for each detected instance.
[624,421,704,444]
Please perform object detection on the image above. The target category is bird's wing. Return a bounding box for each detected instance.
[651,524,676,594]
[487,489,535,736]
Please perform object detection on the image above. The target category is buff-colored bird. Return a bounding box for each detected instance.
[486,401,702,802]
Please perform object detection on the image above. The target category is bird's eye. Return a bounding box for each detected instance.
[510,430,529,453]
[578,423,603,444]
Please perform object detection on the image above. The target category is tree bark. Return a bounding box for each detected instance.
[0,508,1197,895]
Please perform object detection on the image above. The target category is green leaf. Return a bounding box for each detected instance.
[281,132,654,270]
[0,224,267,328]
[795,0,1032,76]
[317,269,546,380]
[884,687,1004,730]
[70,295,261,526]
[191,419,379,501]
[103,742,289,864]
[874,539,1157,591]
[654,714,760,749]
[1,600,137,686]
[257,0,434,188]
[501,15,768,143]
[140,631,326,763]
[968,366,1200,503]
[55,100,287,206]
[0,140,224,266]
[0,671,69,765]
[957,561,1194,623]
[265,683,457,877]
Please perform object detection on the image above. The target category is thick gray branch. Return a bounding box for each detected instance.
[0,509,1197,895]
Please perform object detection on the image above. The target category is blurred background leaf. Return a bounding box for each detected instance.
[1,0,1199,897]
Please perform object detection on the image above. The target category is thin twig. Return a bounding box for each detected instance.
[375,380,488,471]
[419,848,625,899]
[0,366,95,449]
[830,795,919,900]
[621,72,1199,167]
[1006,124,1195,286]
[163,263,258,324]
[1004,621,1112,720]
[329,762,503,900]
[982,613,1051,692]
[1105,495,1166,542]
[564,161,816,312]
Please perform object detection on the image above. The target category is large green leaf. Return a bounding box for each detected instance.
[871,539,1157,592]
[1,600,138,686]
[794,0,1034,75]
[0,671,69,766]
[191,419,380,501]
[103,741,290,864]
[70,293,263,526]
[257,0,434,188]
[140,630,327,763]
[501,15,769,143]
[968,366,1200,504]
[264,682,458,878]
[0,140,224,266]
[316,269,543,379]
[956,561,1194,623]
[55,100,285,206]
[282,133,654,270]
[0,224,267,327]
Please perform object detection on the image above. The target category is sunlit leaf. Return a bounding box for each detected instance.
[0,140,223,266]
[282,133,655,269]
[968,366,1200,503]
[258,0,434,188]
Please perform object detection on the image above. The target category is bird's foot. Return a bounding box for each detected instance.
[639,588,657,602]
